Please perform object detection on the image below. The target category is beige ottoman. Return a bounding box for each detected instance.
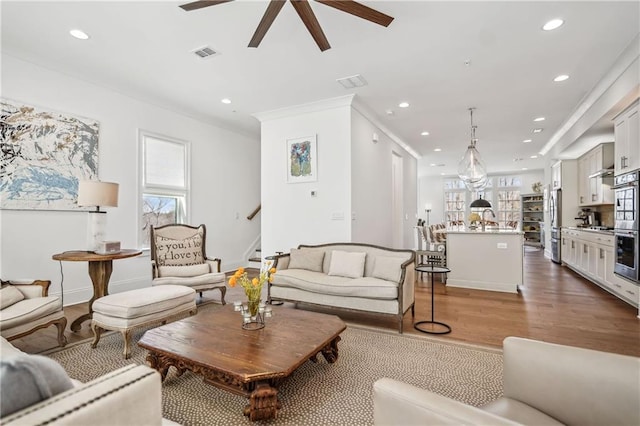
[91,285,196,359]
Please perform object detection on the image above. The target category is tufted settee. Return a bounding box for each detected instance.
[268,243,415,333]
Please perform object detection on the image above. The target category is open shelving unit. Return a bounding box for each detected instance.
[521,193,543,246]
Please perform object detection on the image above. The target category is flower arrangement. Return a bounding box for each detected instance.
[228,262,276,316]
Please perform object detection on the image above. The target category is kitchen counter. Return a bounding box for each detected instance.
[446,229,524,235]
[446,232,524,294]
[563,226,614,235]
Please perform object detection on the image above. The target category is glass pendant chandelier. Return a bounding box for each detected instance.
[457,108,487,188]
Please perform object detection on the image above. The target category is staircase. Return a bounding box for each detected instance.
[248,248,262,268]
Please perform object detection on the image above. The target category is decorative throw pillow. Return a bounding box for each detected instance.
[154,233,205,266]
[0,353,74,417]
[288,248,325,272]
[328,250,367,279]
[0,286,25,310]
[372,256,404,283]
[158,263,211,278]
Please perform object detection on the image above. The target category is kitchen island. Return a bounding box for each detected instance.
[446,230,524,293]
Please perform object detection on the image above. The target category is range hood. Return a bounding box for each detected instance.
[588,168,615,178]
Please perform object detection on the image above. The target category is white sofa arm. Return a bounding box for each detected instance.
[1,365,165,426]
[502,337,640,426]
[373,378,519,426]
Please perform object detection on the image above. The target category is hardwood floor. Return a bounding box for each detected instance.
[9,248,640,356]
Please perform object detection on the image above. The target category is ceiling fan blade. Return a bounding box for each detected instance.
[179,0,234,12]
[290,0,331,52]
[315,0,393,27]
[248,0,287,48]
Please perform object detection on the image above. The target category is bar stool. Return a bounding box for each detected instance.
[414,260,451,334]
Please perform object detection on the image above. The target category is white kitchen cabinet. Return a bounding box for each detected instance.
[577,143,614,206]
[613,99,640,175]
[561,228,638,308]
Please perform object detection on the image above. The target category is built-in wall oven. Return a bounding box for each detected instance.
[613,170,639,283]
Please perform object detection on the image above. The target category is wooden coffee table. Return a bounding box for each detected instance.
[138,304,346,421]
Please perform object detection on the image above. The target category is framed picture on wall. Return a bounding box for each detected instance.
[0,98,100,210]
[286,135,317,183]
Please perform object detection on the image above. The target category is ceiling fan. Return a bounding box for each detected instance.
[179,0,394,52]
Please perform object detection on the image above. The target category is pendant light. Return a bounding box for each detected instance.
[457,108,487,185]
[470,195,492,208]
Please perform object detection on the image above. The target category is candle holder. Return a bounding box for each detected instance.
[236,301,266,330]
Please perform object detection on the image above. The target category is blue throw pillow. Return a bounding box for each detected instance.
[0,353,74,417]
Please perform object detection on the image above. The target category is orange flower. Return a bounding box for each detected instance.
[252,278,259,287]
[237,267,245,275]
[229,276,237,287]
[269,275,274,283]
[269,267,276,274]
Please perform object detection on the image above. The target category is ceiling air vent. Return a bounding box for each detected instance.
[192,46,218,59]
[337,74,368,89]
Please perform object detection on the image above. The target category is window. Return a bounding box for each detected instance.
[442,175,524,228]
[139,131,190,248]
[496,176,521,228]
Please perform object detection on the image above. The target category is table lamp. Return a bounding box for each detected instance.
[77,180,119,252]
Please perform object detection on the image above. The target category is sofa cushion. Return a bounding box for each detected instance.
[328,250,366,278]
[154,233,204,266]
[288,248,325,272]
[0,286,25,310]
[372,256,405,283]
[158,263,210,278]
[0,296,62,329]
[482,398,563,425]
[273,269,397,299]
[0,353,74,417]
[92,285,195,319]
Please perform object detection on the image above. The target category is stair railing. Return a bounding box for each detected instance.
[247,204,261,220]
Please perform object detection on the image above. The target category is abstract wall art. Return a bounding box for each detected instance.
[0,98,100,210]
[286,135,317,183]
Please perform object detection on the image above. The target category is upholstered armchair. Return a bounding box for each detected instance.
[150,223,226,304]
[373,337,640,425]
[0,279,67,347]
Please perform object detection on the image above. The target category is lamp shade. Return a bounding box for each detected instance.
[470,196,492,208]
[77,181,119,209]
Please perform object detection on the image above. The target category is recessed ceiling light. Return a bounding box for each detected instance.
[69,29,90,40]
[533,117,545,122]
[386,109,394,116]
[440,172,445,176]
[434,148,442,152]
[221,98,232,104]
[522,167,529,170]
[398,102,409,108]
[554,74,570,82]
[430,163,436,167]
[533,128,543,133]
[542,19,564,31]
[530,155,538,159]
[523,139,532,143]
[421,131,429,136]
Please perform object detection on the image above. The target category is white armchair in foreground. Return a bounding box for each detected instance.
[374,337,640,425]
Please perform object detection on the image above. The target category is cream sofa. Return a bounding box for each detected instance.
[373,336,640,425]
[268,243,415,333]
[0,337,178,425]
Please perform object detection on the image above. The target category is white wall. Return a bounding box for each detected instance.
[351,109,418,248]
[257,95,418,256]
[1,54,260,305]
[258,97,352,257]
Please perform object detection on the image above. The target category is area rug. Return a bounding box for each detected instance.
[45,311,504,425]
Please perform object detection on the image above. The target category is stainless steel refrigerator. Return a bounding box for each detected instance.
[550,189,562,263]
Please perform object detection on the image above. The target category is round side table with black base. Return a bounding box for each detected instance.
[414,264,452,335]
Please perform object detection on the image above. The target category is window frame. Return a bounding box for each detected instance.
[138,130,191,249]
